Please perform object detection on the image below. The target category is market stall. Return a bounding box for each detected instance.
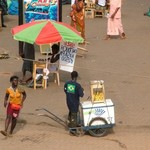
[11,20,84,89]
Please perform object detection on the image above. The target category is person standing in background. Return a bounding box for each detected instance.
[70,0,85,39]
[20,42,35,83]
[104,0,126,40]
[0,0,7,27]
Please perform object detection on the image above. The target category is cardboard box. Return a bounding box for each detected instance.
[80,99,115,126]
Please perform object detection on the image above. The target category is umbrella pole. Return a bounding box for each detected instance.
[58,0,62,22]
[44,52,49,89]
[18,0,24,55]
[44,48,51,89]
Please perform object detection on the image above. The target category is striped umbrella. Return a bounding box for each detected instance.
[11,20,84,44]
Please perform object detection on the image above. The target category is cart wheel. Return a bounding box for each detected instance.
[88,117,108,137]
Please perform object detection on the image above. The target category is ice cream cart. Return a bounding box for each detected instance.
[36,80,115,137]
[68,80,115,137]
[78,99,115,137]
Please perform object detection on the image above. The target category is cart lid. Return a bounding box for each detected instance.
[80,99,114,108]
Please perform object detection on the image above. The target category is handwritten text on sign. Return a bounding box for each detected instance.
[59,42,78,72]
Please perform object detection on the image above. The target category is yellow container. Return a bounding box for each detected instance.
[90,80,105,103]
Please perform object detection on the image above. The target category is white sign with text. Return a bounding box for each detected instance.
[59,42,78,72]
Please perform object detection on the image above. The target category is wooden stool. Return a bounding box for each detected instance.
[85,8,95,18]
[33,62,46,89]
[94,9,103,17]
[86,0,95,8]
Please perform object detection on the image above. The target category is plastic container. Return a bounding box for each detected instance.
[90,80,105,103]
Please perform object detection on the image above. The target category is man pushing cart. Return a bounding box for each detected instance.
[64,71,84,128]
[37,71,115,137]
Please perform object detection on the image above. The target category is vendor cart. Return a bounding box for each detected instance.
[69,99,115,137]
[36,80,115,137]
[36,99,115,137]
